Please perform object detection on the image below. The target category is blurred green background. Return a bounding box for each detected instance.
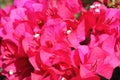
[0,0,13,8]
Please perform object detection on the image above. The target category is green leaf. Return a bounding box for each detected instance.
[74,11,82,20]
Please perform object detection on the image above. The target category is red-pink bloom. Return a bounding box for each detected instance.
[0,0,120,80]
[47,0,83,19]
[0,38,34,80]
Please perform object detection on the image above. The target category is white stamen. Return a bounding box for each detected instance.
[34,33,40,38]
[67,30,71,34]
[9,69,13,75]
[61,77,67,80]
[95,4,101,7]
[90,5,95,8]
[95,8,100,13]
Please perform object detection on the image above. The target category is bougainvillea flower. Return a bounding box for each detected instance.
[79,47,113,79]
[47,0,83,19]
[0,38,34,80]
[0,0,120,80]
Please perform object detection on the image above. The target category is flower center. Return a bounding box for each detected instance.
[66,30,72,34]
[61,77,67,80]
[34,33,40,38]
[9,69,14,75]
[38,20,44,29]
[62,68,76,80]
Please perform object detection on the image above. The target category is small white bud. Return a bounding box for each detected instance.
[95,8,100,13]
[34,33,40,38]
[67,30,71,34]
[9,69,14,75]
[90,5,95,8]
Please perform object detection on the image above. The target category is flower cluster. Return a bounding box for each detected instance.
[0,0,120,80]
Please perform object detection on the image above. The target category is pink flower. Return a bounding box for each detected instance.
[0,38,34,80]
[47,0,83,19]
[78,46,113,79]
[0,0,120,80]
